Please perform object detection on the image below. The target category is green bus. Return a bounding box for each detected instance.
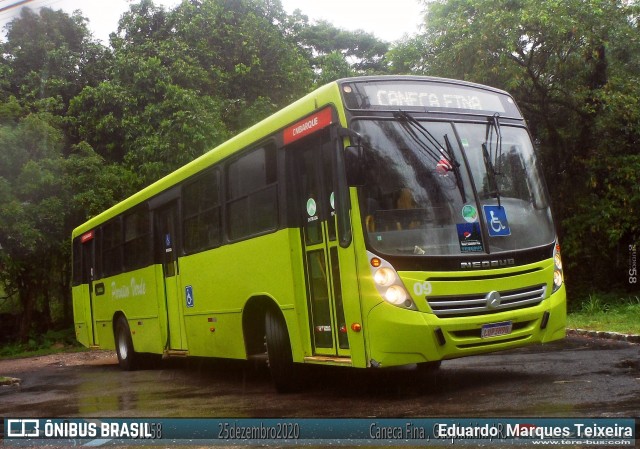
[72,76,566,392]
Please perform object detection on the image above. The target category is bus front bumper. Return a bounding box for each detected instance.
[365,284,566,368]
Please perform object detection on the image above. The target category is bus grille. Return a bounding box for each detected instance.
[426,284,547,317]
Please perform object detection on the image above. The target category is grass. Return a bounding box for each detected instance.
[0,376,20,385]
[0,328,84,359]
[567,294,640,335]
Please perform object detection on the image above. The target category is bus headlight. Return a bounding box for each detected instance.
[374,267,396,287]
[368,251,416,310]
[384,285,408,305]
[553,241,564,292]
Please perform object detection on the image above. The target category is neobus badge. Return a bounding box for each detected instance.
[80,230,94,243]
[283,107,333,144]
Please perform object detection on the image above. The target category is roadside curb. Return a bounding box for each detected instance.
[567,328,640,344]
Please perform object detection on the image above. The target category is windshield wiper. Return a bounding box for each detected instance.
[483,113,503,207]
[393,110,466,201]
[443,134,466,202]
[394,111,451,164]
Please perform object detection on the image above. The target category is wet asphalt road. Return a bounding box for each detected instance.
[1,336,639,419]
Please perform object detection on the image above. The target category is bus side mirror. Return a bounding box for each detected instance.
[345,145,365,186]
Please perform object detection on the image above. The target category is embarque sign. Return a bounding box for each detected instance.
[283,107,333,144]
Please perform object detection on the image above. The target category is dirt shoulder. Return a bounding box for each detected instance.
[0,350,117,376]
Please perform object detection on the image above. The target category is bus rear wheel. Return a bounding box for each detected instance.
[264,308,299,393]
[115,316,138,371]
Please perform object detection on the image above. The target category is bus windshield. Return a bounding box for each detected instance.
[353,118,555,256]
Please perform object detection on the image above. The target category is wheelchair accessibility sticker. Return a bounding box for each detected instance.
[185,285,194,308]
[483,205,511,237]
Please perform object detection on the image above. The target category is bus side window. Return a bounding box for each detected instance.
[102,218,123,278]
[123,207,152,271]
[226,144,278,241]
[183,169,222,253]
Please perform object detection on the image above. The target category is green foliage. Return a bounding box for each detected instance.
[1,7,109,112]
[578,294,611,315]
[0,114,76,341]
[295,19,390,85]
[568,295,640,335]
[387,35,429,74]
[155,0,314,123]
[563,154,640,288]
[0,328,81,358]
[68,0,327,185]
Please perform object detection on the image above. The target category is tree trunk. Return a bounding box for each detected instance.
[18,288,35,343]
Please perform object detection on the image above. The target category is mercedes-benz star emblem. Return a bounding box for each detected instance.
[486,291,501,309]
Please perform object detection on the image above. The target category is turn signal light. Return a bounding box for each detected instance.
[351,323,362,332]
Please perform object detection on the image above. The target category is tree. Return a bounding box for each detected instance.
[295,19,390,85]
[395,0,640,294]
[68,58,229,185]
[0,7,117,341]
[1,7,109,114]
[0,114,66,340]
[69,0,317,186]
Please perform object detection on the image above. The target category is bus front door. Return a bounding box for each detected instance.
[293,131,350,358]
[154,202,187,351]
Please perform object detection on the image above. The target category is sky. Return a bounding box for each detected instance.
[0,0,424,44]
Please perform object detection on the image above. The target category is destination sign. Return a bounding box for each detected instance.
[344,81,513,114]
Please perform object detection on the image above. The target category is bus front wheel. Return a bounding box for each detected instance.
[264,308,298,393]
[115,316,138,371]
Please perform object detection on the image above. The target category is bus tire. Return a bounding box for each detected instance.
[115,316,138,371]
[265,308,298,393]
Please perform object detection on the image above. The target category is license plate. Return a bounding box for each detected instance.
[481,321,513,339]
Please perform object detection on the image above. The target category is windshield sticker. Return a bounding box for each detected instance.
[435,157,452,174]
[462,205,478,223]
[307,198,316,217]
[483,205,511,237]
[456,222,484,253]
[306,198,317,222]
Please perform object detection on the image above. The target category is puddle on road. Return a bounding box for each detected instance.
[2,337,640,418]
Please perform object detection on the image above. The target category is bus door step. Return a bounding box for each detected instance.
[164,350,189,358]
[247,353,268,363]
[304,356,352,366]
